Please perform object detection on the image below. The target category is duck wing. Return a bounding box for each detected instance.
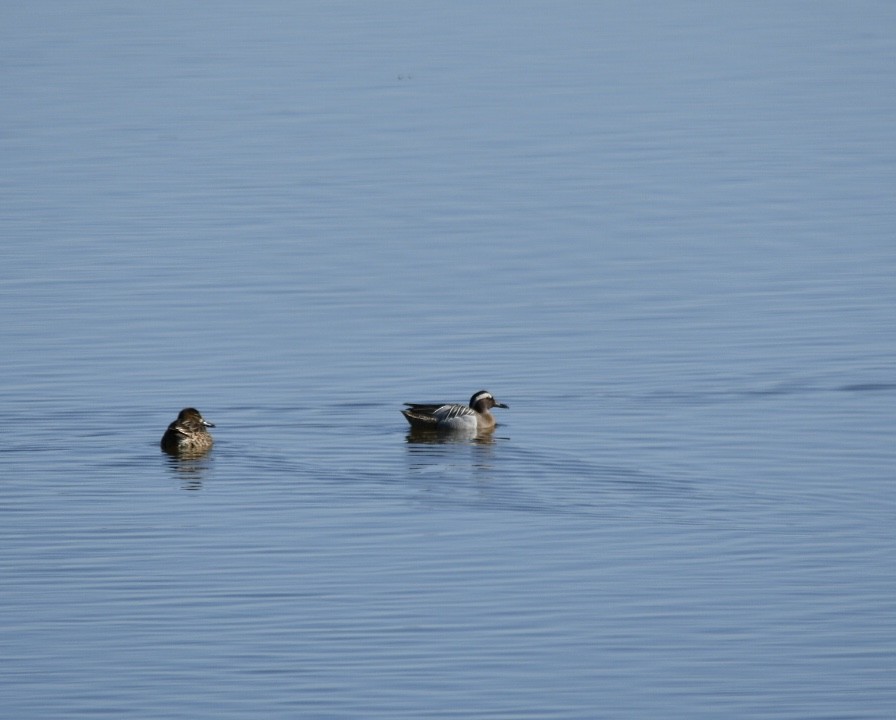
[402,402,446,414]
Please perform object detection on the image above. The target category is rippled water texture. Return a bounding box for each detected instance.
[2,3,895,718]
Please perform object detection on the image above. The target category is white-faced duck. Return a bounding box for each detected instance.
[401,390,508,434]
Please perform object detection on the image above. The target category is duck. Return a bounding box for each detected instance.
[161,407,215,456]
[401,390,508,434]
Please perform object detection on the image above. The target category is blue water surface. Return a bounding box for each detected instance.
[2,2,895,718]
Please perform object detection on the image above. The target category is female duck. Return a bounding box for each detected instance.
[161,407,215,456]
[402,390,508,434]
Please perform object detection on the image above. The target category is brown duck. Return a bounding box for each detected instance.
[161,407,215,456]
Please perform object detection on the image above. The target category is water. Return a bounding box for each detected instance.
[2,2,895,718]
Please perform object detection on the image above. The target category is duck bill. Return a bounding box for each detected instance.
[494,401,509,409]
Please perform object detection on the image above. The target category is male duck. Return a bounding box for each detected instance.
[161,407,215,456]
[402,390,508,433]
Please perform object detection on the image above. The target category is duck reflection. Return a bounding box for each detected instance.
[405,426,499,445]
[163,452,212,490]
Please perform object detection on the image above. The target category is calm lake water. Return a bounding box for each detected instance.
[2,2,895,718]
